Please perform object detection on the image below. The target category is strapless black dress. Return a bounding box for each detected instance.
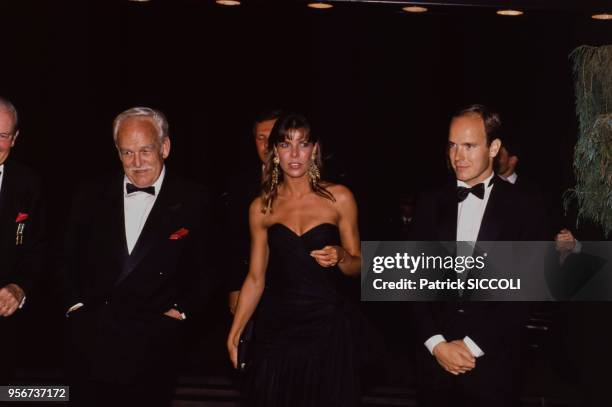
[246,223,360,407]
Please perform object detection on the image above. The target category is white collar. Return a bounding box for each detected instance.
[506,172,518,184]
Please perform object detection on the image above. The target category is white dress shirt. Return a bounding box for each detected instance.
[123,167,165,254]
[456,172,494,242]
[425,172,495,358]
[0,163,4,194]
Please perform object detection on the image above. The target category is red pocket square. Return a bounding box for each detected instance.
[169,228,189,240]
[15,212,29,223]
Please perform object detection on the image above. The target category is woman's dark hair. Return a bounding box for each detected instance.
[261,113,335,213]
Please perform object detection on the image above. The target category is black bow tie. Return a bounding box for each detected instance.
[456,183,485,202]
[126,183,155,195]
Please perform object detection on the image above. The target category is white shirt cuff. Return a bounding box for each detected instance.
[18,296,26,309]
[66,302,84,317]
[425,334,446,354]
[172,303,187,320]
[572,240,582,254]
[463,336,485,357]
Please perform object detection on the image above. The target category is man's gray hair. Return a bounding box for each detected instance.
[0,96,19,133]
[113,107,169,144]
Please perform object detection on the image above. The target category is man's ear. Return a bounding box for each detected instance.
[10,130,19,147]
[509,155,519,168]
[489,138,501,158]
[162,137,171,159]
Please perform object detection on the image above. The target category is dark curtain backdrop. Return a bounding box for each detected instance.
[1,0,611,379]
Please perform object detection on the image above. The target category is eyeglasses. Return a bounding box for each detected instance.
[0,132,14,141]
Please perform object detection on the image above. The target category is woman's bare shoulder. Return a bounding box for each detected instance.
[248,196,267,222]
[323,183,355,204]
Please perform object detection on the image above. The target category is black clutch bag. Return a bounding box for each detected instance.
[237,320,255,372]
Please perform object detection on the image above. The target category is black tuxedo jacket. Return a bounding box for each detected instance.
[221,170,261,292]
[62,170,214,382]
[0,159,46,295]
[0,159,45,382]
[410,176,548,359]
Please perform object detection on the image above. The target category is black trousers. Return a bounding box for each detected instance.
[416,347,521,407]
[0,316,19,385]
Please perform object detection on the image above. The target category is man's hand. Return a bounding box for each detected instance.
[450,339,474,356]
[432,341,476,375]
[164,308,184,320]
[228,290,240,315]
[0,284,25,317]
[555,228,577,252]
[555,228,577,264]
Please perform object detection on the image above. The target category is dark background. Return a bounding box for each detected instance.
[2,0,611,398]
[3,1,611,234]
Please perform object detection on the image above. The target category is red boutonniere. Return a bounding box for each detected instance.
[169,228,189,240]
[16,212,29,223]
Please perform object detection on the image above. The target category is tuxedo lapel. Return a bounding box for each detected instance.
[115,174,182,286]
[110,178,129,264]
[436,183,457,241]
[477,178,506,241]
[0,162,16,251]
[0,161,30,246]
[0,162,14,224]
[94,177,129,286]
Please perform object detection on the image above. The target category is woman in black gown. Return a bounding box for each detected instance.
[227,113,362,407]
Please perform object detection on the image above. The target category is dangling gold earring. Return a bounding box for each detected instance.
[271,155,280,189]
[308,152,320,186]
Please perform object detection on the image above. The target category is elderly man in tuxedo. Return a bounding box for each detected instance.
[411,105,548,407]
[63,107,213,406]
[0,97,46,384]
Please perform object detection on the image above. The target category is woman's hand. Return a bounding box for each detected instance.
[227,332,239,369]
[226,197,269,370]
[310,245,345,267]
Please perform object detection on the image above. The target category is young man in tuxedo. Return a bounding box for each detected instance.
[410,105,548,407]
[62,107,214,406]
[0,97,46,384]
[497,145,519,184]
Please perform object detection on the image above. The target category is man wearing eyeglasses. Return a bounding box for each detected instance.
[0,97,46,385]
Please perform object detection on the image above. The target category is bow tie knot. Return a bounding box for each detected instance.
[456,183,484,202]
[126,183,155,196]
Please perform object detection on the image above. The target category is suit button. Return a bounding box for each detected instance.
[104,300,109,305]
[457,308,465,313]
